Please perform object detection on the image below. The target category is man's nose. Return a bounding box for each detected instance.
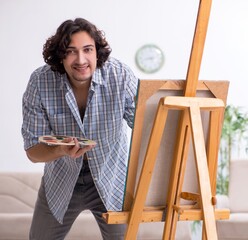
[76,50,86,63]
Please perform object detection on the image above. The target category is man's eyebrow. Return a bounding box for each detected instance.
[67,44,95,49]
[83,44,95,48]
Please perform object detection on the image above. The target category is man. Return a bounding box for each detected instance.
[22,18,138,240]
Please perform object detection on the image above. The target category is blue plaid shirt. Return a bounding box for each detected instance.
[22,57,138,223]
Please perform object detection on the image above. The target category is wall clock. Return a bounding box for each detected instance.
[135,44,164,73]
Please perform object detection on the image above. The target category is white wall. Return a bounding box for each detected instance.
[1,0,247,171]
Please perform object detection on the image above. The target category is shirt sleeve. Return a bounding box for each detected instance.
[124,70,139,129]
[21,71,52,150]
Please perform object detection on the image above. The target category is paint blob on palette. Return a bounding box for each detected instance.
[39,135,97,147]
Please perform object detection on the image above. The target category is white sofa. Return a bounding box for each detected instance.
[216,160,248,240]
[0,172,192,240]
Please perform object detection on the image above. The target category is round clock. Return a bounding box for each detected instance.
[135,44,164,73]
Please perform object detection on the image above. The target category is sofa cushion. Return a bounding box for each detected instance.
[229,160,248,213]
[137,221,192,240]
[0,213,33,240]
[0,172,42,213]
[217,213,248,240]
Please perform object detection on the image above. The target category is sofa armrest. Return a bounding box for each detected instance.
[216,194,229,209]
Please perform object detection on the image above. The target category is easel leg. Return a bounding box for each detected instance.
[163,110,191,240]
[202,109,223,240]
[189,103,218,240]
[125,100,168,240]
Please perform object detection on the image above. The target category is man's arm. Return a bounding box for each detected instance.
[26,138,95,163]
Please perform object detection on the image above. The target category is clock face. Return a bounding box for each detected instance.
[135,44,164,73]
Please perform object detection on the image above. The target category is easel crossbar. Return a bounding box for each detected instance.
[162,96,224,109]
[102,208,230,224]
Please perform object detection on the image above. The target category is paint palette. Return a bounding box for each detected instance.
[39,135,96,147]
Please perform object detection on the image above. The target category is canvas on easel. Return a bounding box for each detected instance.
[124,80,229,210]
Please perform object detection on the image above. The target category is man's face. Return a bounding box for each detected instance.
[62,31,97,87]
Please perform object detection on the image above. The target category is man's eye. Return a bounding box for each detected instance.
[84,48,93,53]
[66,50,76,55]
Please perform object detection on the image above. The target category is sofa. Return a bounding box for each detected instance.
[0,172,192,240]
[216,160,248,240]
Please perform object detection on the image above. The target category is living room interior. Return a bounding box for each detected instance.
[1,0,248,239]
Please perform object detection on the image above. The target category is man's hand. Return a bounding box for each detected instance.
[26,137,96,163]
[60,137,96,159]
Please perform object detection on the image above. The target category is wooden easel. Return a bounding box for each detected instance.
[103,80,230,239]
[103,0,230,239]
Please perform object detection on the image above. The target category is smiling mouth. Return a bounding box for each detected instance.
[73,65,89,73]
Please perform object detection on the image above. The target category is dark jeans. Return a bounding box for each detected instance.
[29,161,126,240]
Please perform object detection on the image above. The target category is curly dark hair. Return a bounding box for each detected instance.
[43,18,112,74]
